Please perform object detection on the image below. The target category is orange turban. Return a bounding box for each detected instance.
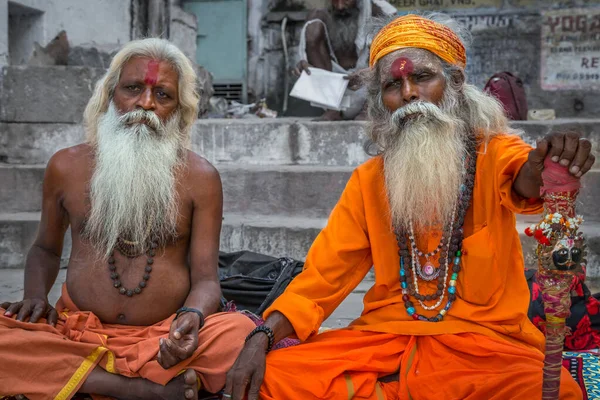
[369,15,467,69]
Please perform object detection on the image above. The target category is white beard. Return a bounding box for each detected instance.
[383,92,469,231]
[83,102,184,258]
[329,7,360,55]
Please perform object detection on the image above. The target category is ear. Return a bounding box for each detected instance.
[449,69,465,89]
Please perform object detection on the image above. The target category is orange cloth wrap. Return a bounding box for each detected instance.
[0,284,255,400]
[369,14,467,68]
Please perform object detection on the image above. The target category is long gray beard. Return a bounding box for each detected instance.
[382,91,470,231]
[83,102,184,259]
[329,8,360,55]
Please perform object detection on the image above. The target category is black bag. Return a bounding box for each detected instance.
[218,251,304,315]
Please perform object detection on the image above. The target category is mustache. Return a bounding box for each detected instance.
[119,109,164,133]
[390,101,445,127]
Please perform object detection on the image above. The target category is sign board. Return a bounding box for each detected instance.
[541,8,600,90]
[390,0,502,11]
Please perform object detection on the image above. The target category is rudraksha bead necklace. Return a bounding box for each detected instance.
[108,240,158,297]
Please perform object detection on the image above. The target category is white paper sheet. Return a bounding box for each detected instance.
[289,68,349,111]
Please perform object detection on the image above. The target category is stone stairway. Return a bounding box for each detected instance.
[1,118,599,280]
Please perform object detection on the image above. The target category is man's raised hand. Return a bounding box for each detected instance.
[529,131,595,178]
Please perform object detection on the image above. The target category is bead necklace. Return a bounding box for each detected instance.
[409,219,452,282]
[114,214,156,258]
[410,206,456,310]
[108,239,158,297]
[397,138,477,322]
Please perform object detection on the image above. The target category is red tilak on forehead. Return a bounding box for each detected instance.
[391,57,414,79]
[144,60,160,85]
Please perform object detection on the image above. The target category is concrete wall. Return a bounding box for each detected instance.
[170,0,198,61]
[255,0,600,117]
[9,0,130,56]
[247,0,270,102]
[0,0,199,77]
[7,2,44,65]
[0,1,8,65]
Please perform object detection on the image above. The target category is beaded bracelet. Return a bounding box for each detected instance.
[175,307,205,329]
[245,325,275,353]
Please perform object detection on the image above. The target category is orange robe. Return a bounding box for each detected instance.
[0,284,255,400]
[261,134,582,399]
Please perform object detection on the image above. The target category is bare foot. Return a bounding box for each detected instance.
[182,369,199,400]
[160,369,198,400]
[313,110,343,121]
[79,366,198,400]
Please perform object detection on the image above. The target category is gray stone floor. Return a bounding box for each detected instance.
[0,268,366,328]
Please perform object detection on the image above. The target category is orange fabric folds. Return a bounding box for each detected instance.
[369,14,467,68]
[0,284,254,400]
[260,329,581,400]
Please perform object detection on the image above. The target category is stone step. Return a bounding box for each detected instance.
[0,164,353,218]
[2,163,599,221]
[0,66,106,124]
[2,212,599,279]
[0,212,325,269]
[1,119,599,166]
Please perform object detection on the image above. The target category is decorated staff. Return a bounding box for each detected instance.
[525,158,587,400]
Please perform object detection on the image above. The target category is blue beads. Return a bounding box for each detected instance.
[460,184,466,192]
[407,307,415,315]
[454,257,460,265]
[448,286,456,294]
[401,282,407,289]
[418,315,428,321]
[451,273,458,280]
[400,269,405,277]
[445,301,453,310]
[400,257,404,268]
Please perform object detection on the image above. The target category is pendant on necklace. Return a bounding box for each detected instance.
[423,262,435,276]
[417,261,440,281]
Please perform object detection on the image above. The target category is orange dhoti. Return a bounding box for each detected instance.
[0,285,255,400]
[260,329,581,400]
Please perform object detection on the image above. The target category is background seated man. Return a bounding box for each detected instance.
[292,0,396,121]
[0,38,254,400]
[225,13,594,400]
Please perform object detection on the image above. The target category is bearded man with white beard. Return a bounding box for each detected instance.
[225,14,594,400]
[0,39,254,400]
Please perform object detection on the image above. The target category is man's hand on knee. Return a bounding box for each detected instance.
[1,298,58,326]
[223,333,269,400]
[157,312,200,369]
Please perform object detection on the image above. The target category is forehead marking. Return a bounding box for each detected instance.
[391,57,414,79]
[144,60,160,85]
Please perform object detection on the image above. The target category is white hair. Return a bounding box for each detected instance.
[83,38,199,147]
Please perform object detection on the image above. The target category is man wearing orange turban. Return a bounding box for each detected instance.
[225,14,594,400]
